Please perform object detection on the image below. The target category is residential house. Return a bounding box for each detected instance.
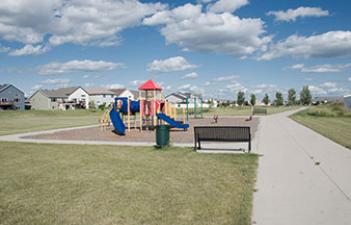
[86,88,116,107]
[165,92,209,109]
[29,87,89,110]
[0,84,25,110]
[109,88,137,100]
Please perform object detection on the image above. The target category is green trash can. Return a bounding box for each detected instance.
[156,125,170,148]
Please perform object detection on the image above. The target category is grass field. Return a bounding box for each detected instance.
[0,110,102,135]
[203,106,301,116]
[0,142,258,225]
[291,104,351,149]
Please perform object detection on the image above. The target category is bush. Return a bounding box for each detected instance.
[305,103,351,117]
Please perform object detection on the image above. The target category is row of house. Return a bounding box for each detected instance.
[2,83,351,110]
[29,87,138,110]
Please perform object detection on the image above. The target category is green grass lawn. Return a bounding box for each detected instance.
[0,110,103,135]
[291,105,351,149]
[203,106,300,116]
[0,142,258,225]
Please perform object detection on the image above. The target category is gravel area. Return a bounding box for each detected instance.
[27,117,259,144]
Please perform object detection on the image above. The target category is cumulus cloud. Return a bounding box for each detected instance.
[290,63,351,73]
[0,0,165,51]
[208,0,249,13]
[144,3,271,57]
[259,31,351,60]
[0,45,10,53]
[39,60,123,75]
[129,80,144,86]
[309,82,346,95]
[182,72,199,79]
[107,83,124,89]
[349,77,351,82]
[267,7,329,22]
[41,79,70,84]
[9,44,50,56]
[214,75,240,81]
[31,84,43,91]
[148,56,198,72]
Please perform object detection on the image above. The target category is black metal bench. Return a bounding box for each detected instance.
[194,126,251,152]
[253,107,267,115]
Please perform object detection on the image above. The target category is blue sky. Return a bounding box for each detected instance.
[0,0,350,99]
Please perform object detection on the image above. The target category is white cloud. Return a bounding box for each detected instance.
[83,75,89,79]
[214,75,240,81]
[267,7,329,22]
[290,63,351,73]
[0,45,10,53]
[309,82,346,95]
[226,81,247,92]
[144,3,271,57]
[148,56,198,72]
[182,72,199,79]
[259,31,351,60]
[107,84,124,89]
[9,44,49,56]
[41,79,70,85]
[205,81,211,86]
[31,84,43,91]
[0,0,165,50]
[309,85,327,95]
[348,77,351,82]
[129,80,144,86]
[39,60,123,75]
[208,0,249,13]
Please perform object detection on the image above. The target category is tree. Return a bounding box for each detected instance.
[263,94,270,105]
[250,94,256,106]
[275,92,284,106]
[237,91,245,106]
[287,88,296,105]
[300,85,312,105]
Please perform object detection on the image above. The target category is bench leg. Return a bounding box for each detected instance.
[248,141,251,153]
[198,141,201,150]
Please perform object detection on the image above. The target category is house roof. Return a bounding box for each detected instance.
[166,92,187,101]
[0,84,25,95]
[86,88,115,95]
[40,87,80,98]
[0,84,9,93]
[138,80,162,91]
[109,88,127,96]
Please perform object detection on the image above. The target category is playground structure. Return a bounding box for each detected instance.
[108,80,189,135]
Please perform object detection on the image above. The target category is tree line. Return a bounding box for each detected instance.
[236,85,312,106]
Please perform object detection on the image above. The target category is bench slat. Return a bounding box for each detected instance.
[194,126,251,152]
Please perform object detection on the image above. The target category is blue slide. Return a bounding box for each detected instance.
[109,109,126,135]
[157,113,190,129]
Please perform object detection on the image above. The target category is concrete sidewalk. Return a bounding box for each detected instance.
[252,109,351,225]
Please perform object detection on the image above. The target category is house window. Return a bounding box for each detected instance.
[103,95,106,98]
[81,95,86,97]
[52,98,57,102]
[14,98,19,102]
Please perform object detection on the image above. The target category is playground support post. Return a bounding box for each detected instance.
[127,97,131,132]
[186,96,189,122]
[139,90,142,132]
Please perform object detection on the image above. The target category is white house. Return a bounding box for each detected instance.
[30,87,89,110]
[109,88,138,100]
[86,88,116,107]
[165,92,209,109]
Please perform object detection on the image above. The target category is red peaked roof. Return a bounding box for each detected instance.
[138,80,162,91]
